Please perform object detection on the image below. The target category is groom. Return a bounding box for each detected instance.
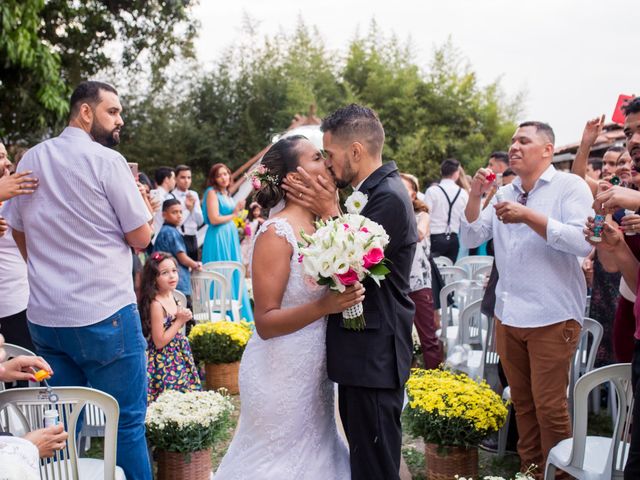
[284,104,417,479]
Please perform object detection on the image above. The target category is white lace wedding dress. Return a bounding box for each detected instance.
[214,217,350,480]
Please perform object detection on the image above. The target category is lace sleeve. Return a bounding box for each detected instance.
[252,218,298,266]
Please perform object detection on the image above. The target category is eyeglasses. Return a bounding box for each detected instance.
[517,191,529,206]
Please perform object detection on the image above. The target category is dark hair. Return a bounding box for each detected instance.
[399,173,428,214]
[175,164,191,176]
[440,158,460,178]
[154,167,175,187]
[588,157,603,171]
[518,121,555,145]
[489,151,509,165]
[69,81,118,119]
[138,252,178,338]
[622,97,640,117]
[162,198,181,212]
[206,163,232,190]
[605,145,626,155]
[502,167,516,177]
[321,104,385,156]
[138,171,153,190]
[254,136,307,209]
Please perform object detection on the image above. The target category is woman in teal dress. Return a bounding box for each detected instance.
[202,163,254,322]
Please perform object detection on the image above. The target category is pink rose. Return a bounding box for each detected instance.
[343,223,350,230]
[252,178,261,190]
[336,268,359,286]
[362,247,384,269]
[298,254,304,263]
[360,227,369,233]
[244,225,252,236]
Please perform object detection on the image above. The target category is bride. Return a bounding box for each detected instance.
[214,135,364,479]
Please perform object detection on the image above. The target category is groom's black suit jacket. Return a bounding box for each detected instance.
[326,162,418,389]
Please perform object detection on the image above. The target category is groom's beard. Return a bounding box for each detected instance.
[330,158,356,189]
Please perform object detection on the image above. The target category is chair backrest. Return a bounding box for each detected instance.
[567,317,604,417]
[482,312,500,390]
[203,261,246,305]
[439,266,469,287]
[434,256,453,268]
[455,256,494,277]
[458,299,487,348]
[472,264,493,283]
[0,386,120,480]
[191,270,230,322]
[568,363,632,476]
[0,343,38,392]
[438,280,484,343]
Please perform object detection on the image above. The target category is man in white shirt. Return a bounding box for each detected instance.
[150,166,176,239]
[424,158,469,263]
[461,121,593,474]
[172,164,203,261]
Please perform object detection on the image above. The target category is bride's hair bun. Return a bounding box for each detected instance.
[254,135,307,209]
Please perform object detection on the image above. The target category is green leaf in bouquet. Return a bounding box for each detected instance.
[369,263,390,276]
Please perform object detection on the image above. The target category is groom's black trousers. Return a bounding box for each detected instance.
[338,384,404,480]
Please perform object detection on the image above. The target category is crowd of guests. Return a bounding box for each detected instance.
[0,81,254,479]
[1,77,640,480]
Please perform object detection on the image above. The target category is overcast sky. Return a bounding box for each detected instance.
[193,0,637,146]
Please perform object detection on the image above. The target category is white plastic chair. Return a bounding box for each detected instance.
[569,318,603,418]
[497,319,604,458]
[436,280,484,352]
[455,255,494,278]
[544,363,632,480]
[434,256,453,268]
[203,261,246,322]
[444,299,488,380]
[473,263,493,283]
[0,386,125,480]
[439,266,469,286]
[191,270,230,323]
[0,343,38,392]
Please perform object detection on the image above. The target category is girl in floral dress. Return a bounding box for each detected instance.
[139,251,202,403]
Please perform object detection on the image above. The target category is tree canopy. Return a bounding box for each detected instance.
[0,0,198,143]
[1,10,520,187]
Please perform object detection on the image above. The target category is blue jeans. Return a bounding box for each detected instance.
[28,304,152,480]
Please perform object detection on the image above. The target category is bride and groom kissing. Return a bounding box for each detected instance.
[214,104,418,480]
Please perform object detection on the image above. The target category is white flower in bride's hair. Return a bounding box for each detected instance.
[345,191,368,214]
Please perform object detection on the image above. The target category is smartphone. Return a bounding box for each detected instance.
[128,162,139,178]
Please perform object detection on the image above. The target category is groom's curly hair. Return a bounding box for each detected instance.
[321,104,385,156]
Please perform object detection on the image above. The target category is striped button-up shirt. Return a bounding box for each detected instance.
[3,127,151,327]
[460,165,593,328]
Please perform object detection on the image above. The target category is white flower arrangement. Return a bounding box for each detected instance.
[455,465,537,480]
[298,213,390,329]
[344,191,368,214]
[146,390,234,453]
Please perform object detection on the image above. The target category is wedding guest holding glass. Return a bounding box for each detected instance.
[461,121,593,476]
[202,163,253,321]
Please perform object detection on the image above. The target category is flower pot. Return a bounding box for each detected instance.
[157,448,212,480]
[425,443,478,480]
[205,361,240,394]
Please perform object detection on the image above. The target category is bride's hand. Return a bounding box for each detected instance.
[320,282,366,315]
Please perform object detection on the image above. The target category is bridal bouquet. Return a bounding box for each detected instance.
[298,210,390,330]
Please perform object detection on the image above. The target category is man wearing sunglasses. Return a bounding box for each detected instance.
[460,121,593,477]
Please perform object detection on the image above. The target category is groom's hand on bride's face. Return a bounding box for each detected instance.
[282,167,340,219]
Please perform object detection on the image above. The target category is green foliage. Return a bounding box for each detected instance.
[118,22,519,188]
[0,0,198,143]
[147,411,231,454]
